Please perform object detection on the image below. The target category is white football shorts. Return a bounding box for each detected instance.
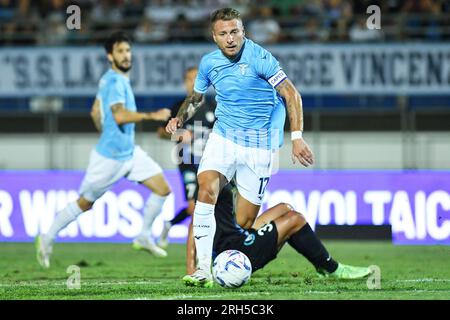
[198,132,274,205]
[79,145,163,202]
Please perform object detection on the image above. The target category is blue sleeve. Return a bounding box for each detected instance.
[254,48,282,80]
[194,56,211,94]
[107,77,126,107]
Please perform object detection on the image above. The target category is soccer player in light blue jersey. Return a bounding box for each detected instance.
[166,8,314,287]
[36,32,172,268]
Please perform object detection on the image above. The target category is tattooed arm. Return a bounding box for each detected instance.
[275,78,314,167]
[275,79,305,132]
[166,92,205,134]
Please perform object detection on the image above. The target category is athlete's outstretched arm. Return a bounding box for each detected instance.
[166,92,204,134]
[275,79,314,167]
[90,98,102,132]
[111,103,171,125]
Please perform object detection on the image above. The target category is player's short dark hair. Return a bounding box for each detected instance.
[210,8,242,27]
[104,31,132,54]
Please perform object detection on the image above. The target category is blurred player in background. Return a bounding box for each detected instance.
[166,8,313,287]
[186,185,373,285]
[156,67,216,248]
[35,31,172,268]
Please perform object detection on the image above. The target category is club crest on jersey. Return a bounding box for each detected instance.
[238,64,249,75]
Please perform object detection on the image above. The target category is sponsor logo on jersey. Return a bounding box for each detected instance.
[243,233,256,246]
[183,171,197,183]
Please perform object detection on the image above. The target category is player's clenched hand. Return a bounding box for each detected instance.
[166,117,182,134]
[292,138,314,167]
[149,108,171,121]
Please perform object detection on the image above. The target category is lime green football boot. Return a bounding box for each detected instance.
[317,263,373,280]
[35,234,52,269]
[182,270,214,288]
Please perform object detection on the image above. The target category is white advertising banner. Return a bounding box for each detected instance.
[0,43,449,96]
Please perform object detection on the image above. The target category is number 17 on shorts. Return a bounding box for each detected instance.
[257,177,270,201]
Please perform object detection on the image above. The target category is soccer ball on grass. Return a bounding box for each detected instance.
[212,250,252,288]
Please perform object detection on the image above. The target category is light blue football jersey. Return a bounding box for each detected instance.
[194,38,287,149]
[95,69,137,160]
[271,96,286,149]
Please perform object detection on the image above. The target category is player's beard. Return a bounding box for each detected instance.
[113,58,132,73]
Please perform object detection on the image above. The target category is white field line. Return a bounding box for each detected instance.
[1,278,450,289]
[138,289,450,300]
[299,289,450,294]
[394,279,450,283]
[0,280,163,287]
[137,292,271,300]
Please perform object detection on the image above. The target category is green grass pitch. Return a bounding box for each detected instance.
[1,241,449,300]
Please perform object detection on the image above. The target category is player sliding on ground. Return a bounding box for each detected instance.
[184,184,374,287]
[35,31,171,268]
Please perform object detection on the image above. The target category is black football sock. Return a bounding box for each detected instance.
[288,223,338,273]
[170,208,189,225]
